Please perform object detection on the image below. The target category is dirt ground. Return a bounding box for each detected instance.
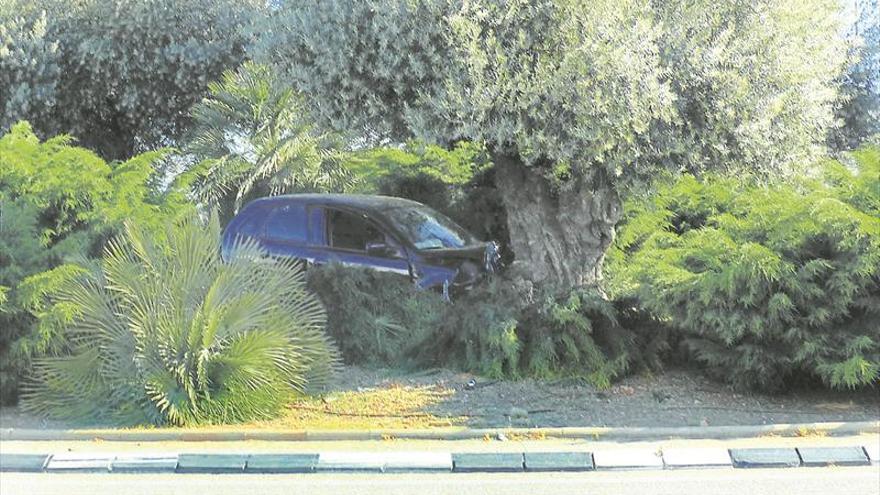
[1,366,877,430]
[333,366,880,428]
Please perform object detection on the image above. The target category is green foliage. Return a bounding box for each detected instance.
[259,0,847,185]
[1,0,262,159]
[347,141,487,193]
[830,1,879,149]
[608,146,880,391]
[0,122,189,404]
[181,62,353,222]
[347,141,510,260]
[650,0,848,180]
[0,8,60,133]
[308,265,659,388]
[22,214,337,425]
[307,264,446,366]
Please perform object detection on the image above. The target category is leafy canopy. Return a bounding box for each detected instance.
[831,1,880,149]
[1,0,263,159]
[257,0,848,185]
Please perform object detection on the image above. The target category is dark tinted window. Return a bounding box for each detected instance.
[328,209,383,252]
[235,211,265,238]
[265,204,308,243]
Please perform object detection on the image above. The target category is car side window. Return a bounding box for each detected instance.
[265,204,308,243]
[328,209,383,252]
[235,211,266,238]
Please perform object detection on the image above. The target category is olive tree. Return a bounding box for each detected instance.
[831,0,880,149]
[258,0,848,290]
[0,0,263,159]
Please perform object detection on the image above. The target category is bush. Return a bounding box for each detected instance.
[22,215,337,426]
[1,0,262,159]
[0,121,191,404]
[607,146,880,391]
[306,264,446,366]
[308,264,661,388]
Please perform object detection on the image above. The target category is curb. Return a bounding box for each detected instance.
[1,444,876,474]
[2,421,877,443]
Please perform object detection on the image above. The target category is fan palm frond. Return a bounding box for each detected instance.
[22,214,338,425]
[184,62,353,220]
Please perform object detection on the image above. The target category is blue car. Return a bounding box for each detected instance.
[222,194,500,296]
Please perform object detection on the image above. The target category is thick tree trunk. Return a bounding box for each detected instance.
[492,152,621,290]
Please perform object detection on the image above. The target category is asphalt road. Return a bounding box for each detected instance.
[3,468,879,495]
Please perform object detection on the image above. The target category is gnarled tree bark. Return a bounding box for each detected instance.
[492,152,621,290]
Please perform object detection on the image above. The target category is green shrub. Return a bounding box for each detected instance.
[308,265,659,388]
[22,215,337,426]
[608,146,880,391]
[180,62,353,224]
[1,0,262,159]
[306,264,446,366]
[0,121,191,404]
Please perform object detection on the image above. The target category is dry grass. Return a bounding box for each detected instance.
[253,383,465,430]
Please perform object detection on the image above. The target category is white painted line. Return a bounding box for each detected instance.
[593,449,664,470]
[661,447,733,469]
[864,444,880,464]
[46,452,114,472]
[316,452,385,472]
[382,452,452,472]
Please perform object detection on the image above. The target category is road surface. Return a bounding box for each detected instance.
[3,467,879,495]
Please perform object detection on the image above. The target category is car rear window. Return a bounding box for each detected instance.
[265,204,308,243]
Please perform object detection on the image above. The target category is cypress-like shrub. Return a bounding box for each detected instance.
[607,146,880,391]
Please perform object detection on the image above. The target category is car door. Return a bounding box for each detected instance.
[311,206,411,277]
[260,203,321,263]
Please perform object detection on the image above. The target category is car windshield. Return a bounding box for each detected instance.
[383,205,476,250]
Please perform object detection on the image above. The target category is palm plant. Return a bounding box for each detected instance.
[180,62,353,222]
[22,214,338,425]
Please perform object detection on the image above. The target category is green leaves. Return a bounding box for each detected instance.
[0,122,187,403]
[609,145,880,391]
[181,62,353,222]
[260,0,847,188]
[1,0,264,159]
[23,214,338,425]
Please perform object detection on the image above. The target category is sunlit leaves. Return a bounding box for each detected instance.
[608,145,880,390]
[180,62,354,221]
[258,0,847,188]
[22,214,338,425]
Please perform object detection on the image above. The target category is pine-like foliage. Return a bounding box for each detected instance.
[309,265,658,388]
[0,121,190,404]
[307,264,446,366]
[607,146,880,391]
[22,214,338,425]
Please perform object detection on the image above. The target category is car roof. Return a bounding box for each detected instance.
[243,194,426,213]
